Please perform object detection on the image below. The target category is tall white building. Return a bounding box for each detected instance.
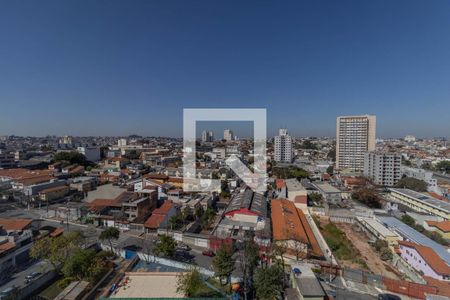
[223,129,234,141]
[201,130,214,142]
[118,138,127,147]
[336,115,376,171]
[364,151,401,186]
[274,129,293,163]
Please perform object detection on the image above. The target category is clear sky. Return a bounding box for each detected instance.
[1,0,449,138]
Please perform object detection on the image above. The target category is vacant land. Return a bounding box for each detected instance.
[316,217,367,269]
[336,223,400,280]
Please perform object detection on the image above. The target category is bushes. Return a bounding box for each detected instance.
[321,223,359,261]
[352,187,383,208]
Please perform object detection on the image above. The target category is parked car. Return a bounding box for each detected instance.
[24,272,41,283]
[178,244,191,251]
[378,293,401,300]
[202,249,215,257]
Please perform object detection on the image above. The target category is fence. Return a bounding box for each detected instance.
[339,267,440,299]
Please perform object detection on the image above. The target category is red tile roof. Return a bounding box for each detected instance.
[0,241,16,255]
[426,220,450,233]
[144,214,166,229]
[271,199,323,257]
[275,179,286,190]
[0,218,33,231]
[399,240,450,276]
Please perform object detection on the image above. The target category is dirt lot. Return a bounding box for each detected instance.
[336,223,400,280]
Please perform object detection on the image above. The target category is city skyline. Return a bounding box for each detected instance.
[1,1,450,138]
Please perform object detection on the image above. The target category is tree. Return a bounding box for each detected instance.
[270,242,288,286]
[62,248,96,280]
[435,161,450,173]
[254,265,284,300]
[326,166,334,175]
[352,187,383,208]
[212,244,235,285]
[53,151,89,165]
[99,227,120,253]
[30,231,84,273]
[176,268,203,297]
[380,248,393,261]
[395,177,427,192]
[169,211,184,230]
[308,192,323,203]
[401,214,416,227]
[237,241,259,300]
[154,234,177,257]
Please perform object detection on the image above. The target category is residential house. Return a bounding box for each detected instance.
[398,240,450,281]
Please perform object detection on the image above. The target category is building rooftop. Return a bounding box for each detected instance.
[360,217,398,238]
[389,188,450,214]
[0,218,32,231]
[110,272,184,298]
[225,188,267,217]
[314,182,341,193]
[399,240,450,276]
[271,199,323,258]
[378,216,450,265]
[285,178,306,192]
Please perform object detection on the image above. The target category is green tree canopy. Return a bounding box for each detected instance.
[53,151,89,165]
[99,227,120,252]
[154,234,177,257]
[176,268,203,297]
[212,244,235,284]
[435,161,450,173]
[254,265,284,300]
[352,187,383,208]
[395,177,428,192]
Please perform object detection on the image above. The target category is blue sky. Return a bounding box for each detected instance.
[1,0,449,138]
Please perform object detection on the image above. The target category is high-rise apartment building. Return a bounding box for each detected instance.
[201,130,214,143]
[274,128,293,163]
[223,129,234,141]
[364,151,401,186]
[336,115,376,171]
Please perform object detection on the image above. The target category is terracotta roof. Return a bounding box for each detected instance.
[0,218,33,231]
[153,200,174,215]
[0,241,16,254]
[398,240,450,276]
[271,199,323,257]
[144,214,166,229]
[427,192,448,202]
[426,220,450,233]
[275,179,286,189]
[38,185,69,194]
[17,175,54,186]
[88,199,122,211]
[294,195,307,204]
[50,228,64,237]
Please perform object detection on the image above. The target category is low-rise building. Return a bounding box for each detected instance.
[357,217,400,246]
[388,188,450,220]
[144,200,178,231]
[313,182,342,203]
[38,185,70,202]
[285,178,308,209]
[398,240,450,281]
[424,220,450,239]
[271,199,323,260]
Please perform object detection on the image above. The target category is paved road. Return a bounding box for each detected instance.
[336,290,377,300]
[0,261,51,292]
